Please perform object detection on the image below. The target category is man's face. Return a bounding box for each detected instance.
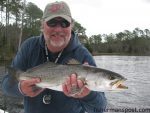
[43,17,72,52]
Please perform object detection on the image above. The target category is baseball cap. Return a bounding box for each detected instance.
[42,1,72,23]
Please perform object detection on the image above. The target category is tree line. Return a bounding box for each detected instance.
[0,0,150,63]
[85,28,150,55]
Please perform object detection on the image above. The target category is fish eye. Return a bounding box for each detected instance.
[109,76,115,80]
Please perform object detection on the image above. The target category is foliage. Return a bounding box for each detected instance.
[0,1,43,60]
[88,28,150,55]
[0,1,150,64]
[72,20,86,35]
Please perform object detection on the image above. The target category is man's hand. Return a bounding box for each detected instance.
[20,78,44,97]
[62,73,90,98]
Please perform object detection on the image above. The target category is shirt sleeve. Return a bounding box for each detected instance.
[2,39,30,98]
[79,91,107,113]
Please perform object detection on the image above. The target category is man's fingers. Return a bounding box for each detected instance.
[77,79,84,89]
[23,78,41,86]
[22,85,44,97]
[62,83,69,96]
[20,78,43,97]
[63,74,79,96]
[31,85,42,93]
[65,77,71,92]
[70,74,77,87]
[62,72,91,98]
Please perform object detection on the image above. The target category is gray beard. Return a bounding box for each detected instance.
[49,39,65,47]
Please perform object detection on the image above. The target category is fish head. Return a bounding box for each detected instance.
[100,70,128,91]
[88,69,128,92]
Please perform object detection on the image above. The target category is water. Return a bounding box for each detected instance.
[0,109,8,113]
[94,56,150,112]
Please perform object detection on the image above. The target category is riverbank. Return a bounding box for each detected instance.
[92,52,150,56]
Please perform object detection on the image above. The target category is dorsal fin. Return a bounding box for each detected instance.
[67,59,81,65]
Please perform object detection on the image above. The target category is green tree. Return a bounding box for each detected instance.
[72,20,86,35]
[104,33,115,43]
[23,2,43,39]
[9,0,23,27]
[144,29,150,38]
[25,2,43,28]
[90,34,102,45]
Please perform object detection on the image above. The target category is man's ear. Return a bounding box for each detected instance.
[70,19,74,29]
[71,23,74,29]
[40,21,44,32]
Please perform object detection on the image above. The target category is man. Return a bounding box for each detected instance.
[2,1,107,113]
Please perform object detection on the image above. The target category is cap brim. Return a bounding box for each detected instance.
[44,15,71,23]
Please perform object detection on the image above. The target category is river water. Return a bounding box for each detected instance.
[94,56,150,112]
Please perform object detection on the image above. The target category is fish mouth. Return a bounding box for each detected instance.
[111,79,128,89]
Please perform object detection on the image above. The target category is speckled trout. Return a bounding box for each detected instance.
[8,59,128,92]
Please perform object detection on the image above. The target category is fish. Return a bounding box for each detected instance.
[8,59,128,93]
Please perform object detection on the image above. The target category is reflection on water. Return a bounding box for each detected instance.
[94,56,150,109]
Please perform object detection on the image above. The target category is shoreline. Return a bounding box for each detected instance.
[92,52,150,56]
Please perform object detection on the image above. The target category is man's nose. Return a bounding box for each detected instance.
[53,25,63,31]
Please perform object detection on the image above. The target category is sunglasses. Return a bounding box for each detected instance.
[46,19,71,28]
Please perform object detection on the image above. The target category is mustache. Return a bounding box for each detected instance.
[51,32,65,36]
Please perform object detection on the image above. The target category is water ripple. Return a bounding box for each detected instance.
[94,56,150,108]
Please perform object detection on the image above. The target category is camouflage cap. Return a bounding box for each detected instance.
[42,1,72,23]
